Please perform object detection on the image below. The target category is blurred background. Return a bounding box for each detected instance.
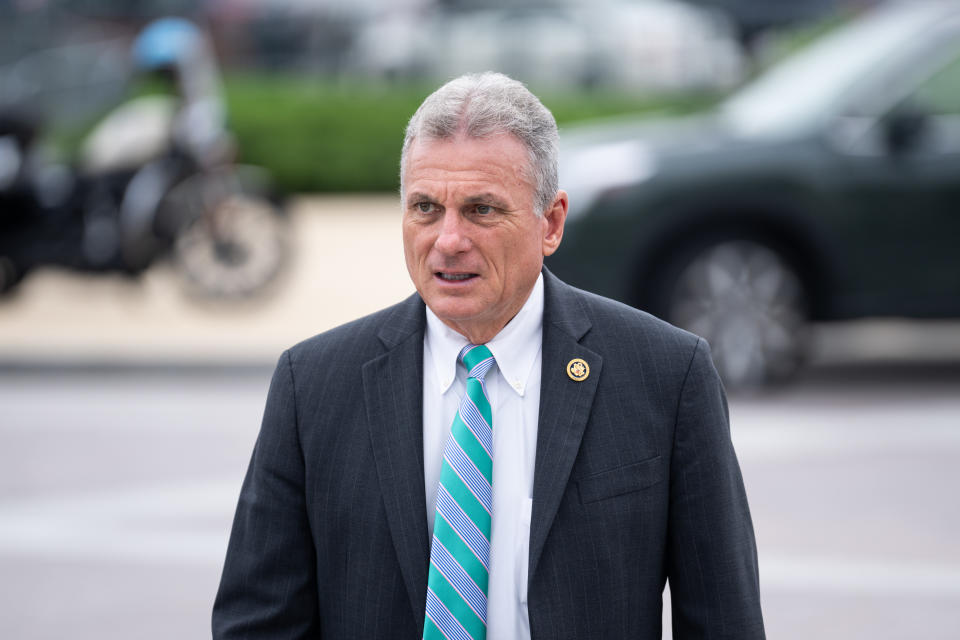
[1,0,959,638]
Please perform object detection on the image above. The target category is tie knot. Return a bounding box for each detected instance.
[459,344,495,381]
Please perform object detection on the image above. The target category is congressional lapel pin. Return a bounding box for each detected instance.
[566,358,589,382]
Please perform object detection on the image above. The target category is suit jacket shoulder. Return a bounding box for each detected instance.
[543,269,706,399]
[277,292,427,473]
[285,292,425,374]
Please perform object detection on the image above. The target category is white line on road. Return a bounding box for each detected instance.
[731,421,960,460]
[0,481,238,566]
[761,553,960,596]
[2,481,960,600]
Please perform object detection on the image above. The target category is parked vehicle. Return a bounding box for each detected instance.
[348,0,745,91]
[0,18,287,300]
[548,1,960,388]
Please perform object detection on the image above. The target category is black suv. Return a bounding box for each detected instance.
[548,1,960,387]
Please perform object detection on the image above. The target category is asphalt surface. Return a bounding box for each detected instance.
[2,195,959,639]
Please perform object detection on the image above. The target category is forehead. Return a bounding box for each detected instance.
[404,133,534,202]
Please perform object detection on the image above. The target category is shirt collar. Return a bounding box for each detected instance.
[425,272,544,397]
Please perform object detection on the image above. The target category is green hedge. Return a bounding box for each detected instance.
[224,75,718,194]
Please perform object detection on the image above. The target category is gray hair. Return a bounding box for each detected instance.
[400,72,559,215]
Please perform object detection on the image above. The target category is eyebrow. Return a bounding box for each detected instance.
[462,193,511,210]
[405,191,513,210]
[405,192,435,207]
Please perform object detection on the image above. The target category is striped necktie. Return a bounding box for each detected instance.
[423,343,496,640]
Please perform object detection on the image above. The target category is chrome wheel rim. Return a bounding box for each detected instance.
[666,240,807,388]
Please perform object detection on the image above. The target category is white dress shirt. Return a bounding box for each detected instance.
[423,273,543,640]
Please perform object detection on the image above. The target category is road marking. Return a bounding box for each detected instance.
[2,483,960,601]
[761,553,960,596]
[0,481,238,565]
[731,420,960,460]
[0,386,266,433]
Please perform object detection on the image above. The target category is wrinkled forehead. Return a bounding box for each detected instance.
[402,131,536,193]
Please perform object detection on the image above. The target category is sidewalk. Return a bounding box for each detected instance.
[3,193,960,370]
[0,195,414,366]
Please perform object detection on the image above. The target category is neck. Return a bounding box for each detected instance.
[441,318,509,346]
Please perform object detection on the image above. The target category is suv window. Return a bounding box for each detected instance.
[911,52,960,115]
[900,46,960,155]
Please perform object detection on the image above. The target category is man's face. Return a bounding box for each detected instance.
[402,132,566,344]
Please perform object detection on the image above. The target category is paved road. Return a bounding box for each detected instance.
[1,363,958,640]
[2,196,959,638]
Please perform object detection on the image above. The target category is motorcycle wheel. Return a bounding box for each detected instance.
[172,190,288,300]
[0,256,25,296]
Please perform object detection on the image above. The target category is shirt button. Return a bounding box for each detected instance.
[513,381,523,391]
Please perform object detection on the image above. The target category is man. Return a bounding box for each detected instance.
[213,72,765,639]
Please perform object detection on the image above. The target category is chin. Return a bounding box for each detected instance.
[424,295,484,322]
[429,301,481,322]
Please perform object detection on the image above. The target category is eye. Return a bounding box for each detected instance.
[417,202,437,213]
[474,204,492,215]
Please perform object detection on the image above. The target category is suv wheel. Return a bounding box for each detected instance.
[654,238,809,389]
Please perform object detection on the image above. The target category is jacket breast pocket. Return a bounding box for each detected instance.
[577,455,663,505]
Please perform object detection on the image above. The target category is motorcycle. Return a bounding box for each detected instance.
[0,18,288,299]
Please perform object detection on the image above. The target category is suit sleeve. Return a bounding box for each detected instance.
[666,339,765,639]
[212,350,321,639]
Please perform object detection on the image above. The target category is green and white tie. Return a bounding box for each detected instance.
[423,344,495,640]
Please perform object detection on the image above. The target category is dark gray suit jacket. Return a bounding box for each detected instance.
[213,270,765,639]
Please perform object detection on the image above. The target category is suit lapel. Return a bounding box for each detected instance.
[363,294,430,630]
[529,270,603,581]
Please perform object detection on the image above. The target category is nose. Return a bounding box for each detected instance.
[434,209,471,255]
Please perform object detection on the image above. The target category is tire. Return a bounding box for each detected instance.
[0,256,25,296]
[172,188,288,300]
[651,238,809,389]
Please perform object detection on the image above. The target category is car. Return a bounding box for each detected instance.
[548,0,960,388]
[347,1,744,91]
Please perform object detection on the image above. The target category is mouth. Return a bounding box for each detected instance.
[435,271,478,283]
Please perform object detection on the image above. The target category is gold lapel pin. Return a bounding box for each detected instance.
[566,358,589,382]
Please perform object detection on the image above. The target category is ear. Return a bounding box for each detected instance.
[541,190,568,257]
